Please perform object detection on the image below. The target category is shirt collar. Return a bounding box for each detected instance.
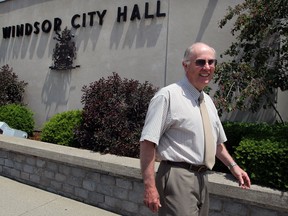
[179,76,202,103]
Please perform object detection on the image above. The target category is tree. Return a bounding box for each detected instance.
[214,0,288,123]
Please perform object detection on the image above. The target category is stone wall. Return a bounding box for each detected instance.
[0,135,287,216]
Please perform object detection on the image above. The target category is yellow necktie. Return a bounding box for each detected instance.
[199,93,215,169]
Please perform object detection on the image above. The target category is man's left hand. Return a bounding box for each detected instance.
[230,165,251,189]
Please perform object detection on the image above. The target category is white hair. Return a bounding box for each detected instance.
[182,42,216,63]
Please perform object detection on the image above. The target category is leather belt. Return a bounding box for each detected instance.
[164,161,208,173]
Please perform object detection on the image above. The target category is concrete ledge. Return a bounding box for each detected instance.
[1,135,287,215]
[208,172,288,212]
[0,135,142,179]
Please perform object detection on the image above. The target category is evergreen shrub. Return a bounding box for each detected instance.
[0,64,27,106]
[0,104,34,136]
[235,138,288,191]
[214,122,288,177]
[75,72,158,157]
[41,110,82,147]
[221,122,287,154]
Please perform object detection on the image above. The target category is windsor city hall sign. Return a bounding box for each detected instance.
[2,1,166,39]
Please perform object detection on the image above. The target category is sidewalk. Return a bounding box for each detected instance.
[0,176,120,216]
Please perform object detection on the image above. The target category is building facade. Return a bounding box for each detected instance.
[0,0,287,129]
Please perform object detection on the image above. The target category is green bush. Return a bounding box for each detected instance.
[0,64,28,106]
[75,72,158,157]
[41,110,82,147]
[0,104,34,136]
[235,138,288,191]
[214,122,288,175]
[221,122,287,153]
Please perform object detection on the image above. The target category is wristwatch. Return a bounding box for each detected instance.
[228,162,237,170]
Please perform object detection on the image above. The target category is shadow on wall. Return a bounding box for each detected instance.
[221,107,277,123]
[0,28,54,61]
[221,92,277,123]
[0,14,166,59]
[74,12,165,51]
[195,0,218,42]
[110,17,163,50]
[73,25,102,52]
[41,69,76,122]
[0,20,164,61]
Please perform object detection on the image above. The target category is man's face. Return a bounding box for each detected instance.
[183,45,216,91]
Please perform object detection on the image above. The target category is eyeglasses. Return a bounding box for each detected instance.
[195,59,217,67]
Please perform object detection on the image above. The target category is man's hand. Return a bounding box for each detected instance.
[140,140,162,212]
[143,186,162,213]
[230,165,251,189]
[216,143,251,189]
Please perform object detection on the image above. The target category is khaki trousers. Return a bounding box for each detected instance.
[156,161,209,216]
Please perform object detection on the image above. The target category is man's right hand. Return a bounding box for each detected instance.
[140,140,162,212]
[143,186,162,213]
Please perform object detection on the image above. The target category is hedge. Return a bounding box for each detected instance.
[235,138,287,191]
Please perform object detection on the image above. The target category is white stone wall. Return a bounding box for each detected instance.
[0,136,287,216]
[0,0,287,129]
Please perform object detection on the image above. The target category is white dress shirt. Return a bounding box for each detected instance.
[140,76,227,165]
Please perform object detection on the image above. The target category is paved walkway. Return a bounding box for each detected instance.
[0,176,120,216]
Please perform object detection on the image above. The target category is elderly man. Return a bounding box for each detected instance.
[140,42,250,216]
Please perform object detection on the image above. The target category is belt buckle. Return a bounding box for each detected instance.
[197,166,206,172]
